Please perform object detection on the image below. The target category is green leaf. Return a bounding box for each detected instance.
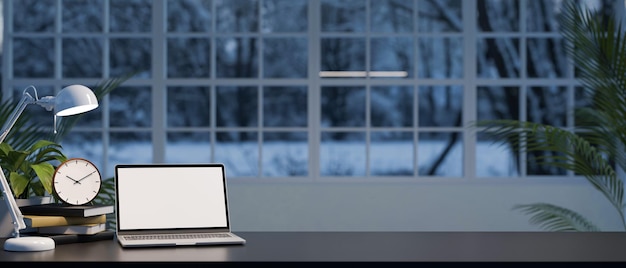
[93,177,116,206]
[8,172,29,198]
[31,162,56,196]
[30,180,45,197]
[513,203,600,232]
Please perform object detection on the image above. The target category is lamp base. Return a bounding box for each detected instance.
[4,236,55,251]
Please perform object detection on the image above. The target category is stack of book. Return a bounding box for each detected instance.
[18,203,115,245]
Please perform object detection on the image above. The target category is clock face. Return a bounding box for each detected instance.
[53,158,102,205]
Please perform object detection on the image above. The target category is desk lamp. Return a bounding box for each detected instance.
[0,85,98,251]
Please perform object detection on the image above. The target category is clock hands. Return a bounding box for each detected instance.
[65,175,81,184]
[75,170,98,184]
[64,171,97,185]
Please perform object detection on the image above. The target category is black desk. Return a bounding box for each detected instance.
[0,232,625,262]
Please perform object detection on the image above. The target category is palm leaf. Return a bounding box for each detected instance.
[477,2,626,231]
[481,120,623,219]
[561,2,626,177]
[513,203,600,232]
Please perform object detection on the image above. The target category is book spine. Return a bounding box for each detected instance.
[25,215,107,228]
[20,205,114,218]
[43,230,114,245]
[37,223,107,235]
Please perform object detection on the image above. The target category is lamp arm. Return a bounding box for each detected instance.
[0,92,36,144]
[0,171,25,237]
[0,92,37,238]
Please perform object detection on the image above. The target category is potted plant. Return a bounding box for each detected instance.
[477,2,626,231]
[0,139,67,199]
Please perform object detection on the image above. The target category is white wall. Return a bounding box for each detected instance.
[227,180,624,232]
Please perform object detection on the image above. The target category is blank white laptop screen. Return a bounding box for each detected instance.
[115,164,245,248]
[116,165,228,230]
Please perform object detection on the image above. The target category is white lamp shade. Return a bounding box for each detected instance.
[54,85,99,116]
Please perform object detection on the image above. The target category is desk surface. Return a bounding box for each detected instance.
[0,231,625,262]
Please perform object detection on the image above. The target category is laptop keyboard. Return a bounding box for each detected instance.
[123,233,232,240]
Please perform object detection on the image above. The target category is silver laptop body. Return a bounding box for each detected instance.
[114,163,246,248]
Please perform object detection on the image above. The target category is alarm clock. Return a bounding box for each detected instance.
[52,158,102,205]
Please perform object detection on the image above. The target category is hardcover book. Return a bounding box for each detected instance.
[19,203,114,217]
[37,223,107,235]
[23,214,107,228]
[39,230,115,245]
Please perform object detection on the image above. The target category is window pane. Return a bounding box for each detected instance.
[110,38,152,77]
[527,38,567,78]
[476,133,518,177]
[263,86,307,127]
[417,0,462,32]
[167,38,211,78]
[216,0,258,32]
[13,0,55,32]
[63,38,103,78]
[215,132,259,177]
[261,0,307,33]
[527,86,567,127]
[263,38,307,78]
[109,86,152,127]
[371,132,414,176]
[216,86,258,127]
[418,85,462,127]
[477,0,519,32]
[371,37,413,78]
[167,0,212,32]
[167,86,211,127]
[321,0,365,32]
[477,38,520,78]
[526,0,560,32]
[418,38,463,79]
[371,86,413,127]
[524,77,570,179]
[110,132,153,165]
[61,132,106,175]
[418,132,462,176]
[110,0,152,32]
[62,0,104,32]
[527,150,567,176]
[574,86,592,126]
[262,132,308,176]
[216,38,259,78]
[321,86,365,127]
[13,38,54,78]
[321,132,365,176]
[476,86,520,121]
[371,0,413,32]
[166,132,211,163]
[320,38,366,73]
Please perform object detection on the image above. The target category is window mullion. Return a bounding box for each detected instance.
[308,0,321,179]
[463,0,477,179]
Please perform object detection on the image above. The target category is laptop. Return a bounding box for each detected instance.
[114,163,246,248]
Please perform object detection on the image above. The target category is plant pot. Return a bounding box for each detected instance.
[0,195,54,238]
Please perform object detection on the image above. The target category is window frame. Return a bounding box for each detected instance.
[2,0,619,182]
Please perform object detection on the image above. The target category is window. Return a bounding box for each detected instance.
[2,0,620,180]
